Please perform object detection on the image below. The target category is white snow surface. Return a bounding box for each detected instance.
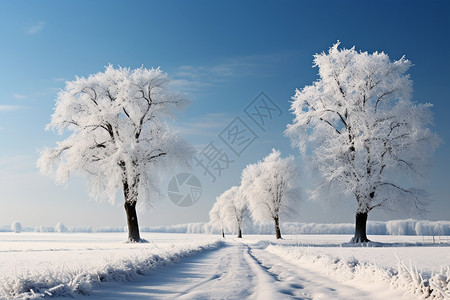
[0,233,449,299]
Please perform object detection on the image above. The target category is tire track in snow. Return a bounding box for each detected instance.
[247,242,414,300]
[175,242,255,298]
[243,243,311,299]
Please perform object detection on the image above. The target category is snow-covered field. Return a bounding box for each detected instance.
[0,233,449,299]
[0,233,222,299]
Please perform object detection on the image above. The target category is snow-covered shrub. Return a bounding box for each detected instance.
[429,267,450,299]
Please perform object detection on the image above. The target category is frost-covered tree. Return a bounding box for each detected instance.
[55,222,67,233]
[209,199,226,238]
[217,186,247,238]
[11,221,22,233]
[37,65,194,242]
[286,42,439,243]
[241,149,300,239]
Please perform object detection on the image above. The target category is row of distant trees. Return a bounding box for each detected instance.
[8,222,67,233]
[209,150,299,239]
[38,42,439,243]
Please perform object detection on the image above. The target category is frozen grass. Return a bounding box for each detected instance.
[0,233,222,299]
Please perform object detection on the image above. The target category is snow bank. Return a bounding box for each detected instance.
[266,244,450,299]
[2,219,450,235]
[0,239,223,299]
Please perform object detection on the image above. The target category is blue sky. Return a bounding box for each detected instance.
[0,0,449,228]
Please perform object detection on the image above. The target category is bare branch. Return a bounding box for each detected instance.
[375,89,397,111]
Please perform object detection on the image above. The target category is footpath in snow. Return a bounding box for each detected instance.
[80,240,414,300]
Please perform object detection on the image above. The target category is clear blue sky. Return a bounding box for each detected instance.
[1,0,449,228]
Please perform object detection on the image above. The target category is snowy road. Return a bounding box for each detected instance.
[80,240,413,300]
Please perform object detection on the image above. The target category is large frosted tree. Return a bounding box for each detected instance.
[241,149,300,239]
[38,65,193,242]
[286,42,439,243]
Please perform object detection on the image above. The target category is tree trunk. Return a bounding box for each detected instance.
[274,217,282,239]
[124,201,141,242]
[237,226,242,238]
[351,212,370,243]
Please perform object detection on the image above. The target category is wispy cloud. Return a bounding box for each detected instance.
[168,113,233,137]
[171,52,294,94]
[27,21,45,34]
[0,154,34,166]
[0,155,35,176]
[32,87,61,98]
[12,93,27,100]
[0,105,23,112]
[170,78,212,93]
